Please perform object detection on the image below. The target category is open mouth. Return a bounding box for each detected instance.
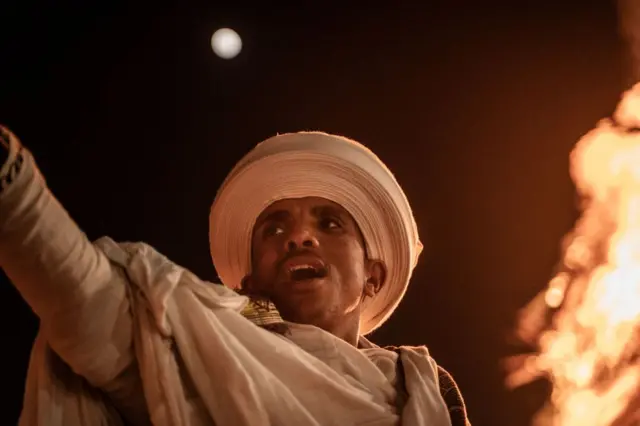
[286,262,328,282]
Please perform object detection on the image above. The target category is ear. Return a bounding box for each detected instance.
[240,274,254,293]
[240,274,272,305]
[363,259,387,298]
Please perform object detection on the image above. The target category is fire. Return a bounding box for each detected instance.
[509,83,640,426]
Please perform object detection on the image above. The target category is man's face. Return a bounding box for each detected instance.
[244,196,386,331]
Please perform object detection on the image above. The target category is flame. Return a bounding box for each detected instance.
[509,83,640,426]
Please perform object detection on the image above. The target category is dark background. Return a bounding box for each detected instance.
[0,0,633,424]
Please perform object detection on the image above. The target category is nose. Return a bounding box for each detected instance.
[285,224,319,251]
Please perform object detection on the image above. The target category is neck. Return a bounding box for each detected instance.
[278,309,361,346]
[259,296,362,346]
[324,317,360,346]
[306,308,361,346]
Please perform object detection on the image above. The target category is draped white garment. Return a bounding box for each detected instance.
[0,143,451,426]
[20,237,451,426]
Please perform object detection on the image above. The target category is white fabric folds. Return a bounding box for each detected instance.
[209,132,423,334]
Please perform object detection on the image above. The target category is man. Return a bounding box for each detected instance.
[0,125,470,425]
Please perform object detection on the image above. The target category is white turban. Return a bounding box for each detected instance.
[209,132,422,334]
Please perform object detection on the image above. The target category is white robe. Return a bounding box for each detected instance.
[0,147,451,426]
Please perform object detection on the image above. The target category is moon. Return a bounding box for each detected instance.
[211,28,242,60]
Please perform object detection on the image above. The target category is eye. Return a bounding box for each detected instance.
[320,217,342,230]
[264,224,285,237]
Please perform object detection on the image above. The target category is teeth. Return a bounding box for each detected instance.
[289,264,315,271]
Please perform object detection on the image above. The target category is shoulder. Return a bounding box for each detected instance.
[387,344,471,426]
[436,366,471,426]
[93,237,200,284]
[91,236,245,328]
[93,237,170,266]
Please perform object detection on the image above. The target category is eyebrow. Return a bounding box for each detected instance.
[256,209,290,228]
[311,205,349,222]
[256,204,350,227]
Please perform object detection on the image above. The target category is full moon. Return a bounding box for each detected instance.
[211,28,242,59]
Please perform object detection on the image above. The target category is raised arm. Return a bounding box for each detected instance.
[0,126,146,423]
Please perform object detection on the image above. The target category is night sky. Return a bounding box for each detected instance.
[0,1,632,425]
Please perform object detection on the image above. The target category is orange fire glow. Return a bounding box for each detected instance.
[508,84,640,426]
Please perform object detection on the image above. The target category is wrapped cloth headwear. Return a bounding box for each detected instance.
[209,131,422,334]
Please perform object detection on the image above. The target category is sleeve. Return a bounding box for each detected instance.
[437,366,471,426]
[0,127,147,422]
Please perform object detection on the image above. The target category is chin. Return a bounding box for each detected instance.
[278,302,329,327]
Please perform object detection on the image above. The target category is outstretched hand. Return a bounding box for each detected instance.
[0,126,24,194]
[0,126,10,158]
